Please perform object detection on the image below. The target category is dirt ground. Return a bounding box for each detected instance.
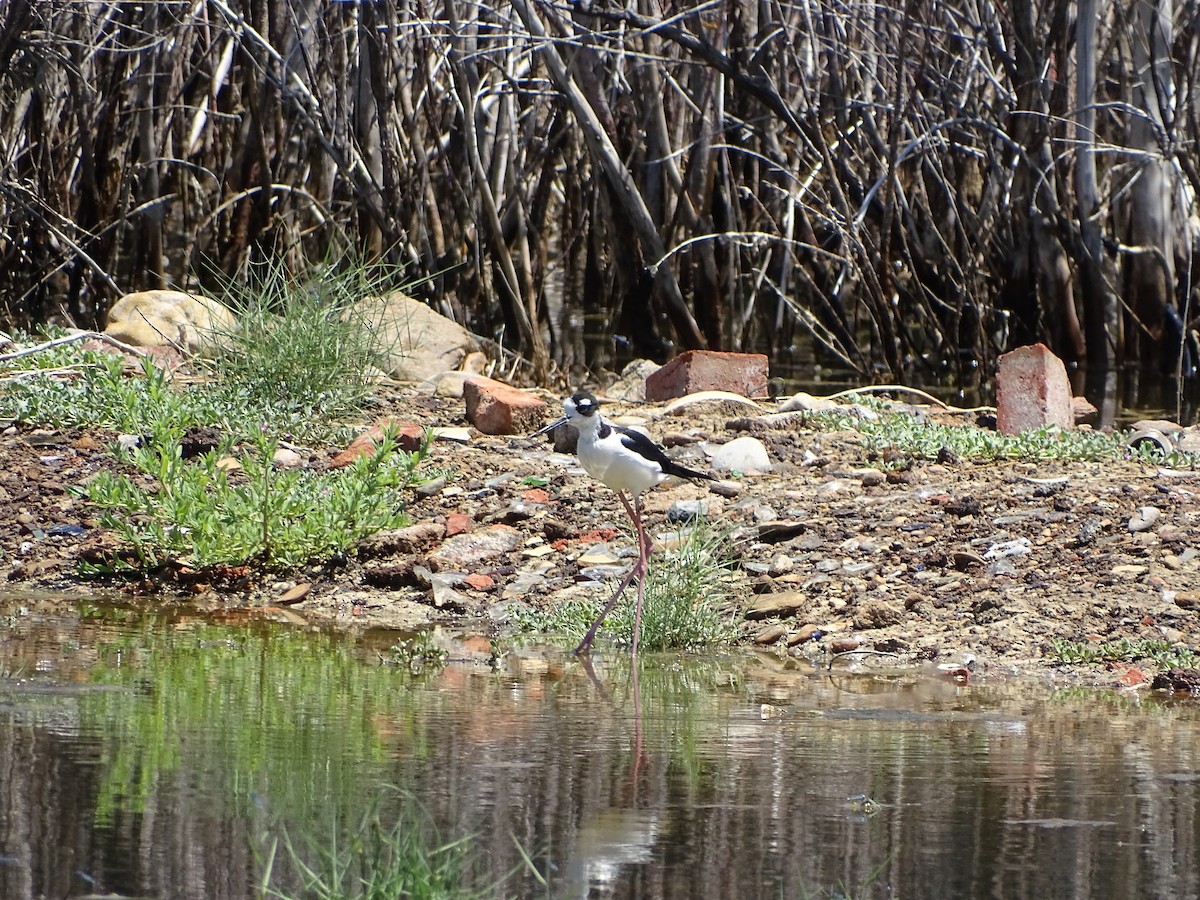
[2,388,1199,689]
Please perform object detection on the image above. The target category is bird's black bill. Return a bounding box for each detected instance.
[530,415,569,438]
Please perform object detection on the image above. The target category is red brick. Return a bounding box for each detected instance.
[644,350,769,401]
[463,377,547,435]
[995,343,1073,435]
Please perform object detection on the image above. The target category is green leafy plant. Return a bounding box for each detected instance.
[1047,637,1200,669]
[82,426,424,572]
[807,402,1199,467]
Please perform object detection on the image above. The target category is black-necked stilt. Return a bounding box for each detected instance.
[532,390,713,656]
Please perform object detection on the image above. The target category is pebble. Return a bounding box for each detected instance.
[1111,564,1148,577]
[416,476,447,497]
[578,543,620,566]
[788,624,821,645]
[667,500,710,523]
[708,479,743,497]
[272,447,304,469]
[767,554,794,577]
[1175,591,1200,609]
[745,591,806,619]
[752,504,778,523]
[753,624,788,645]
[860,469,886,487]
[1127,506,1160,533]
[502,570,549,597]
[706,436,772,474]
[427,525,521,569]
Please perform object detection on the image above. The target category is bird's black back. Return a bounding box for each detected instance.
[616,426,714,482]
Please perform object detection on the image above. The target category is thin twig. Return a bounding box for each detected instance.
[0,331,151,363]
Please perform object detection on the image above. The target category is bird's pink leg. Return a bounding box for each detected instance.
[630,494,648,659]
[574,491,640,655]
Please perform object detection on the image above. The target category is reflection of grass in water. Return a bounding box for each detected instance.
[259,789,497,900]
[78,618,431,830]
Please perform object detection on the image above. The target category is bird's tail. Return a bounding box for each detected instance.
[661,460,715,482]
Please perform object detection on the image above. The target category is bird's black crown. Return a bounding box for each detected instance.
[571,390,600,417]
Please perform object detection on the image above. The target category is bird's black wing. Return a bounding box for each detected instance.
[616,425,714,482]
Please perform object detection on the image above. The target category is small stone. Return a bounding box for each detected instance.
[831,637,863,653]
[752,504,778,523]
[667,499,710,523]
[445,513,474,537]
[415,476,447,497]
[745,591,807,620]
[707,436,772,474]
[430,575,469,609]
[950,551,984,570]
[1175,590,1200,609]
[788,624,821,645]
[753,624,788,645]
[767,554,794,577]
[357,523,445,558]
[463,573,496,591]
[1111,564,1148,577]
[427,525,522,570]
[272,447,303,469]
[578,544,620,566]
[1128,506,1160,532]
[278,583,311,605]
[860,469,886,487]
[708,479,743,498]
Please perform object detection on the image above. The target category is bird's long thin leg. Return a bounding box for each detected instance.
[574,491,640,655]
[631,495,647,659]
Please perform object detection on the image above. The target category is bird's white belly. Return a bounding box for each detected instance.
[578,438,665,495]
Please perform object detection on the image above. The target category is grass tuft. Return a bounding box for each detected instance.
[525,518,739,652]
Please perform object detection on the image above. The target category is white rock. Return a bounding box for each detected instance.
[704,436,772,474]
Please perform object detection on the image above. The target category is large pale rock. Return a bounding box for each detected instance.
[355,291,479,381]
[645,350,769,401]
[103,290,235,356]
[995,343,1073,435]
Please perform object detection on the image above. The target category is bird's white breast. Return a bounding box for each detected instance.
[576,429,667,496]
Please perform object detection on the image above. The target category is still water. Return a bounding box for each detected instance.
[2,595,1199,900]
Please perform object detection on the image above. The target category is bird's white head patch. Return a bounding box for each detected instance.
[567,391,600,419]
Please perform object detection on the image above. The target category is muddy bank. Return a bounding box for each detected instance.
[3,388,1199,688]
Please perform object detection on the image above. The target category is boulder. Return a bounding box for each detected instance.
[103,290,236,356]
[355,291,479,382]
